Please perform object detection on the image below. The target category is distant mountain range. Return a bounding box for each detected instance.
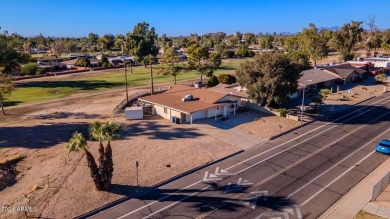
[318,26,341,32]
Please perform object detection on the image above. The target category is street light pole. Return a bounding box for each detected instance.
[300,79,312,123]
[124,62,129,103]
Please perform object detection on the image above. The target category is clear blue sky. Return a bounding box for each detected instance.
[1,0,389,37]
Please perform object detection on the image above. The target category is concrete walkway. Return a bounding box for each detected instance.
[191,117,267,150]
[320,157,390,219]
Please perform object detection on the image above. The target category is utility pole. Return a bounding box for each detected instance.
[125,62,129,103]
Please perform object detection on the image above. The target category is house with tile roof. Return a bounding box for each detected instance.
[139,85,242,124]
[322,63,367,84]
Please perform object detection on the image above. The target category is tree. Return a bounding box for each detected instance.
[187,42,222,82]
[259,34,274,49]
[158,46,184,85]
[127,22,159,67]
[333,21,364,61]
[310,95,323,112]
[115,34,127,55]
[206,75,219,88]
[286,50,311,72]
[0,73,16,114]
[236,52,301,106]
[144,54,156,94]
[21,63,40,75]
[98,34,115,52]
[217,74,236,84]
[284,35,300,52]
[298,23,328,66]
[0,30,25,74]
[88,33,99,48]
[66,121,121,191]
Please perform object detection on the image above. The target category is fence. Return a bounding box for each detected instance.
[372,171,390,201]
[112,88,169,117]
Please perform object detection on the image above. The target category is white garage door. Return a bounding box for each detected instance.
[191,111,206,121]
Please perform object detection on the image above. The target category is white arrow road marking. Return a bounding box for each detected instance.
[224,178,253,193]
[240,191,268,209]
[203,171,222,182]
[214,167,234,176]
[237,177,254,186]
[283,205,302,219]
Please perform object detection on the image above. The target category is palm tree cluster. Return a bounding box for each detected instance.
[66,121,121,191]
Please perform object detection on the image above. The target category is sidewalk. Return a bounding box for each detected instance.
[320,157,390,219]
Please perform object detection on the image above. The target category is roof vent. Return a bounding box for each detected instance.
[182,94,193,102]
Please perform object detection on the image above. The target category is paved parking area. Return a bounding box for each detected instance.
[190,111,300,150]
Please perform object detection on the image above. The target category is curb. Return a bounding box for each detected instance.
[269,120,314,140]
[74,149,244,219]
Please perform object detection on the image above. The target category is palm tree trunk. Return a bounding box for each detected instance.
[98,141,105,177]
[174,75,177,85]
[150,63,154,95]
[0,95,5,115]
[85,150,103,191]
[103,141,113,190]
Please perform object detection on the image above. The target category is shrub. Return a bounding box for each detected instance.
[278,108,287,117]
[100,56,112,68]
[217,74,236,84]
[206,75,219,88]
[375,73,387,84]
[21,63,40,75]
[320,89,330,99]
[74,58,90,67]
[223,50,235,58]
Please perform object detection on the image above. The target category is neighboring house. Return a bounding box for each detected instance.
[139,85,242,124]
[288,68,340,98]
[323,64,366,84]
[207,83,249,99]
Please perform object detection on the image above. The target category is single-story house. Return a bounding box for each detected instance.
[139,85,242,124]
[322,64,367,84]
[288,68,340,98]
[207,83,249,99]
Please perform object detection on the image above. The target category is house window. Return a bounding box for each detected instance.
[164,107,167,114]
[230,104,235,109]
[216,107,220,110]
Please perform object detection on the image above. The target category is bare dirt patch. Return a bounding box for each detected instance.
[0,89,238,219]
[234,111,301,138]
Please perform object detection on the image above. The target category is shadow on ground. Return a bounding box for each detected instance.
[31,112,101,120]
[122,120,204,140]
[193,111,273,130]
[0,122,87,149]
[81,183,296,218]
[16,80,124,90]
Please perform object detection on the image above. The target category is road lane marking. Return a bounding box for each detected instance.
[202,171,223,182]
[300,150,376,206]
[287,127,390,198]
[195,109,390,219]
[113,96,390,219]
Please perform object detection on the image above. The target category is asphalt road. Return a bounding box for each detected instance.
[88,92,390,219]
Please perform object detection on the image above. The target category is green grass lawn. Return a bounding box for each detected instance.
[4,58,247,107]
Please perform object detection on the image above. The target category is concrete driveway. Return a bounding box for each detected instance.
[190,112,267,150]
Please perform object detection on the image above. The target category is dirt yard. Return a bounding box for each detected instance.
[0,89,240,219]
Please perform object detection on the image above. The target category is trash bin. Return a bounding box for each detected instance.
[175,117,181,124]
[171,116,176,123]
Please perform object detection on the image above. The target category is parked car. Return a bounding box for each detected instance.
[376,139,390,154]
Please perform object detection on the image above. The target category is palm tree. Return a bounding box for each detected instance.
[66,132,103,191]
[144,55,156,94]
[89,121,121,190]
[66,121,121,191]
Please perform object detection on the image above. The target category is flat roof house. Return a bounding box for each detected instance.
[139,85,242,124]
